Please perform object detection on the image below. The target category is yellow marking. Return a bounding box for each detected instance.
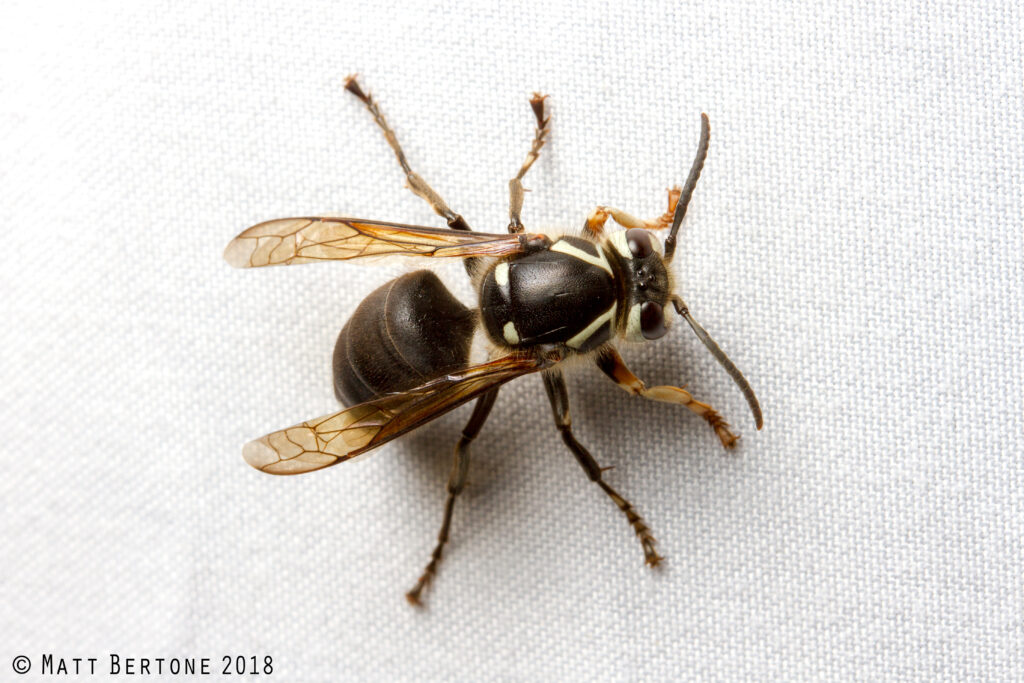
[503,321,520,345]
[494,262,510,287]
[567,302,617,349]
[551,239,612,275]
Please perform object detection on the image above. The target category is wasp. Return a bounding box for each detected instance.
[225,76,763,606]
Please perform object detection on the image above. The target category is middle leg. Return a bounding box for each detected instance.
[508,93,551,234]
[541,369,662,567]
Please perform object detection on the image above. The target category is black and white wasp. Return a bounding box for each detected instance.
[225,77,763,605]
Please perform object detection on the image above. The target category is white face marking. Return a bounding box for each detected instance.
[566,302,617,349]
[494,262,509,287]
[608,229,664,259]
[625,302,644,342]
[502,321,520,345]
[609,230,632,259]
[551,239,613,275]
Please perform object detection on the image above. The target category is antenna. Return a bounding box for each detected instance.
[671,296,763,430]
[664,113,710,262]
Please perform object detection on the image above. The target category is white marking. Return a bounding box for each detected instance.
[551,239,613,275]
[468,327,494,365]
[494,262,509,287]
[503,321,520,345]
[609,230,632,259]
[625,302,644,342]
[567,302,617,349]
[608,229,664,258]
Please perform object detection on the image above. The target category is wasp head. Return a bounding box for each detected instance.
[607,228,672,342]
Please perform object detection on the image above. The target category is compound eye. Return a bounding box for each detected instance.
[640,301,668,340]
[626,228,653,259]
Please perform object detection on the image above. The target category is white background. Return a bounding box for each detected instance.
[2,1,1022,680]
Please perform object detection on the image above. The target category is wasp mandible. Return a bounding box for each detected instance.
[225,76,763,606]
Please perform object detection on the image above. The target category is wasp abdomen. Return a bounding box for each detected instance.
[333,270,477,405]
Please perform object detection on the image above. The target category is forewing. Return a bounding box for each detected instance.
[224,217,537,268]
[243,353,555,475]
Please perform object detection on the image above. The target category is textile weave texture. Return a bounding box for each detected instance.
[2,1,1022,679]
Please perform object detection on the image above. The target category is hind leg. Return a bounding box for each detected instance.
[406,388,499,606]
[345,75,472,232]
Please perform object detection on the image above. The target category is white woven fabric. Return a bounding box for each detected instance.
[2,1,1022,679]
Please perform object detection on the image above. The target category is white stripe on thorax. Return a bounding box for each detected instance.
[608,230,633,259]
[550,239,613,275]
[494,262,509,287]
[503,321,520,345]
[566,302,617,349]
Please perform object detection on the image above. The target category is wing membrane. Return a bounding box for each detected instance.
[243,353,555,475]
[224,217,539,268]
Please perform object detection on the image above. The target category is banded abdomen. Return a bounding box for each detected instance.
[333,270,477,405]
[479,236,619,353]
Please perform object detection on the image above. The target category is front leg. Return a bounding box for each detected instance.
[582,187,682,239]
[542,369,662,567]
[596,347,740,449]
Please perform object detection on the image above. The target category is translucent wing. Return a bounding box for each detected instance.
[224,217,544,268]
[243,353,556,475]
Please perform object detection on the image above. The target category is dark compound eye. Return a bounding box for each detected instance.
[626,228,653,259]
[640,301,668,340]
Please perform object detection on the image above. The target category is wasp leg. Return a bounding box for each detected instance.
[406,388,499,606]
[582,187,682,239]
[596,347,739,449]
[541,369,662,567]
[344,75,472,232]
[508,93,550,234]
